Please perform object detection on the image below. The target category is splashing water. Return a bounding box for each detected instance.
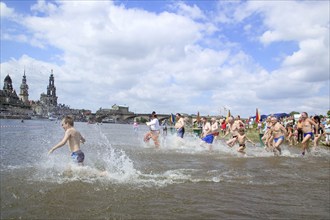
[3,120,329,188]
[95,126,140,183]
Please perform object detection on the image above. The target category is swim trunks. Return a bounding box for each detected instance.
[177,127,185,138]
[71,150,85,163]
[239,144,246,148]
[274,136,285,143]
[303,132,314,140]
[202,134,214,144]
[212,131,220,136]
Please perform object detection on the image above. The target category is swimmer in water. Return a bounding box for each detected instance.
[48,116,86,166]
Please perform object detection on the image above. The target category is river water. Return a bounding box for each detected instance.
[1,119,329,219]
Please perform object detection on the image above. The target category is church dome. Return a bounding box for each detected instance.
[4,74,12,83]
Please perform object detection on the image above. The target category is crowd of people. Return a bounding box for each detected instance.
[47,112,329,169]
[258,112,330,156]
[143,111,330,156]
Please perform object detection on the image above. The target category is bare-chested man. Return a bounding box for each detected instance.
[48,116,86,165]
[201,117,214,144]
[270,117,287,156]
[222,116,244,147]
[211,117,219,141]
[301,112,318,155]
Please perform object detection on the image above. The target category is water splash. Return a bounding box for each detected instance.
[95,126,140,183]
[5,122,329,188]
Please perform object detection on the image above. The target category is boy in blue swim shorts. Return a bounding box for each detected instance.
[71,150,85,164]
[48,116,86,165]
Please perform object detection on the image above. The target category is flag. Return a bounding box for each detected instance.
[256,108,260,123]
[170,113,175,125]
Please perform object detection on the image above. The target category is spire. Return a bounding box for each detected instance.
[20,70,29,104]
[42,70,58,106]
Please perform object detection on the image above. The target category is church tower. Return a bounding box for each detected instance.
[1,74,21,105]
[3,74,13,92]
[40,70,58,106]
[19,70,29,104]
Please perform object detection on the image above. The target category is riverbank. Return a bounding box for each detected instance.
[0,115,31,120]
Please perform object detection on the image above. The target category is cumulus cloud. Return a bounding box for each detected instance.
[30,0,58,15]
[1,0,329,117]
[0,2,15,18]
[170,1,207,21]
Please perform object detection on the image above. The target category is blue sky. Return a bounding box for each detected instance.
[1,0,329,117]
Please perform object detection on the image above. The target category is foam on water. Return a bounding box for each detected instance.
[156,132,330,158]
[5,122,329,188]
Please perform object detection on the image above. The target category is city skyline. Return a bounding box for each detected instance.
[1,72,327,118]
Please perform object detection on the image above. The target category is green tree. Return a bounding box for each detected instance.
[290,111,300,116]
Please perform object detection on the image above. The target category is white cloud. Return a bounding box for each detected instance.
[1,1,329,117]
[253,1,329,44]
[0,2,15,18]
[30,0,58,15]
[170,1,207,21]
[282,38,329,82]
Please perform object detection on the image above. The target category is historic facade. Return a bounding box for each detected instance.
[0,74,29,107]
[0,70,91,121]
[0,73,32,119]
[40,70,58,107]
[19,71,29,105]
[31,70,59,116]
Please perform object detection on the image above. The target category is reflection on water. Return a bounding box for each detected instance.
[1,119,329,219]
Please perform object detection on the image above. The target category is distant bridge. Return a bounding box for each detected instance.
[96,113,171,123]
[121,113,171,122]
